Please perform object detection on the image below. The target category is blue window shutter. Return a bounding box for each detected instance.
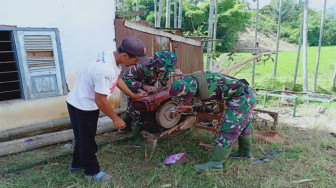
[17,31,64,99]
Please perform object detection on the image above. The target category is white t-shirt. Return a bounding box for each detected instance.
[66,62,122,111]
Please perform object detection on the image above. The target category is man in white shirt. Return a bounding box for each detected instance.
[66,37,149,182]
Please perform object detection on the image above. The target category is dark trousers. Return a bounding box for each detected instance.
[67,102,100,175]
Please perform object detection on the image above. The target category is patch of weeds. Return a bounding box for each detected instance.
[332,87,336,93]
[255,78,283,90]
[292,84,303,92]
[283,152,300,159]
[295,145,306,153]
[316,86,333,95]
[269,143,282,151]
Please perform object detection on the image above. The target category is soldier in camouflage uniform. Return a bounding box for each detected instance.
[169,71,257,171]
[122,50,177,146]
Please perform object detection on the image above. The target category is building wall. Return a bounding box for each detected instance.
[0,0,119,132]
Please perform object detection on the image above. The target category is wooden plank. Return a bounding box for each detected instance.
[124,20,201,47]
[26,51,53,57]
[155,27,185,31]
[116,10,146,18]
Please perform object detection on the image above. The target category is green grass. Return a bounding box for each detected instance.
[205,46,336,94]
[0,122,336,187]
[0,47,336,188]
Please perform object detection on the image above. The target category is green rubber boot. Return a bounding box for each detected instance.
[119,112,132,133]
[193,145,232,171]
[132,125,145,147]
[230,135,253,158]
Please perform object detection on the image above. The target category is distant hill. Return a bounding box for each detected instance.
[233,27,297,52]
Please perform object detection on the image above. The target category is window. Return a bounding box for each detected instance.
[0,28,66,101]
[0,31,21,101]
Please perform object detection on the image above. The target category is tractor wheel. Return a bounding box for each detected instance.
[156,100,181,129]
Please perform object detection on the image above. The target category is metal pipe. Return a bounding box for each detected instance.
[293,97,298,117]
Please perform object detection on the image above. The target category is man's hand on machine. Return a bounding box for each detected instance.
[131,91,148,99]
[143,85,157,93]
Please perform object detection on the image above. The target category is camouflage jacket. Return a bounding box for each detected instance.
[122,59,169,93]
[198,71,247,101]
[192,71,250,113]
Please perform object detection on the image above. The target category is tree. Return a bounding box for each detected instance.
[252,0,259,86]
[157,0,163,27]
[273,0,282,78]
[154,0,157,26]
[313,0,327,91]
[206,0,215,70]
[136,0,140,21]
[174,0,177,28]
[212,0,218,53]
[184,9,206,30]
[178,0,183,28]
[215,1,250,51]
[166,0,171,27]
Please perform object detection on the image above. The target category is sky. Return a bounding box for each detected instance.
[246,0,336,10]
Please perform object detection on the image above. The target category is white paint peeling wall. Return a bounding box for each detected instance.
[0,0,120,132]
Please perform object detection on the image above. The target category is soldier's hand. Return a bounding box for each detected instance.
[143,85,157,93]
[113,117,126,129]
[133,92,148,99]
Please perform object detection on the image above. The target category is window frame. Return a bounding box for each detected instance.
[0,27,67,100]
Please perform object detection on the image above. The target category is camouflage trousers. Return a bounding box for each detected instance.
[126,99,145,127]
[215,90,257,148]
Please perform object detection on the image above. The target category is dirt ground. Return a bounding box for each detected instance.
[256,103,336,133]
[234,27,297,52]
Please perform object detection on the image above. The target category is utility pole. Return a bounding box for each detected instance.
[273,0,282,78]
[302,0,309,92]
[252,0,259,86]
[313,0,327,91]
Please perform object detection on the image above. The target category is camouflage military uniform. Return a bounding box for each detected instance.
[170,71,257,148]
[122,50,177,128]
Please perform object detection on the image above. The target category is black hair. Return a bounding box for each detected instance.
[117,46,136,59]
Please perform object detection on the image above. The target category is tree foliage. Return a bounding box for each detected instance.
[257,0,336,46]
[116,0,336,52]
[117,0,250,52]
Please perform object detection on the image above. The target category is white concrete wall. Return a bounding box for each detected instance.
[0,0,120,132]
